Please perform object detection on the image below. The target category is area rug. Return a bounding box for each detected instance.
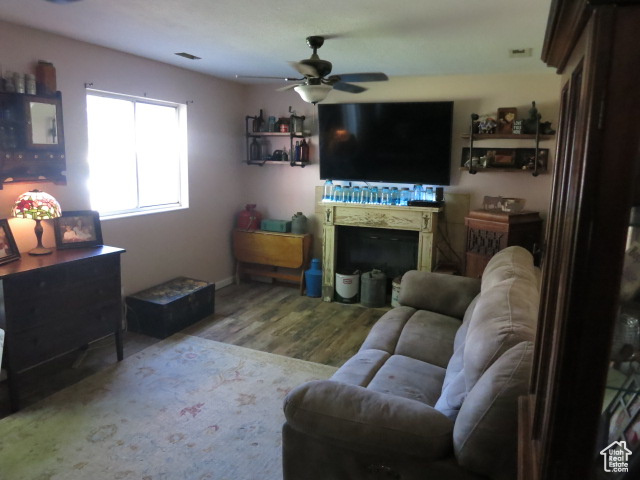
[0,334,336,480]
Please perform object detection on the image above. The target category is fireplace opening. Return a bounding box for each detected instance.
[336,226,419,291]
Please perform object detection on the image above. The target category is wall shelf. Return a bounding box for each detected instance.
[461,133,555,140]
[245,114,309,167]
[463,112,555,177]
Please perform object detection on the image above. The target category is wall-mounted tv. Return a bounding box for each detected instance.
[318,101,453,185]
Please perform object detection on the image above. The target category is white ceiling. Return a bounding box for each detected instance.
[0,0,553,84]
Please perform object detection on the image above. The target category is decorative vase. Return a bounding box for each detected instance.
[291,212,307,234]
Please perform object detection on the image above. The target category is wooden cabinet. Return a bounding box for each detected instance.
[0,246,125,411]
[0,91,66,188]
[519,2,640,479]
[232,229,312,293]
[464,210,542,278]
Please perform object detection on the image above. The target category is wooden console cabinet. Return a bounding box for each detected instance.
[0,246,125,411]
[465,210,542,278]
[232,229,312,294]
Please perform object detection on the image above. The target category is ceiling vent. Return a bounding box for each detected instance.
[509,48,533,58]
[175,52,201,60]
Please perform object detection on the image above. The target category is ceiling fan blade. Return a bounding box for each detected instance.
[334,72,389,82]
[332,82,367,94]
[236,74,303,81]
[276,83,303,92]
[288,61,319,78]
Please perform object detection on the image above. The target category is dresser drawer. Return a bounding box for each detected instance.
[7,300,121,371]
[4,273,120,333]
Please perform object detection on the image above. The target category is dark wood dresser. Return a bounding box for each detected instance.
[0,246,125,411]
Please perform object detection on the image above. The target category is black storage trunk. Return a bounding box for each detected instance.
[126,277,215,339]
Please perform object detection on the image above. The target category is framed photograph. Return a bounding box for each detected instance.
[0,219,21,265]
[497,107,518,134]
[54,210,103,249]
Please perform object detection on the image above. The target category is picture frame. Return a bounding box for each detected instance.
[497,107,518,134]
[54,210,103,249]
[489,148,516,166]
[0,219,21,265]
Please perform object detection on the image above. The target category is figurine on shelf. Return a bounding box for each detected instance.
[523,101,556,135]
[540,121,556,135]
[477,117,497,134]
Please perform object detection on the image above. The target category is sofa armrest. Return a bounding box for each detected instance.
[283,380,454,460]
[399,271,481,319]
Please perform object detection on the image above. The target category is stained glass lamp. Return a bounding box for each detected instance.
[12,189,61,255]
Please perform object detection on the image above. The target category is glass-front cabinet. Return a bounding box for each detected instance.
[598,207,640,478]
[518,2,640,480]
[0,91,66,188]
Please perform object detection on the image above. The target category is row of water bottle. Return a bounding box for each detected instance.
[322,180,436,205]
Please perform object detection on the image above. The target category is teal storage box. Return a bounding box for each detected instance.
[261,219,291,232]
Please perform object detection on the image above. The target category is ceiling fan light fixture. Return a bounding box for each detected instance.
[294,84,332,104]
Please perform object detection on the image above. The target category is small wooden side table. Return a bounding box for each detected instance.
[232,229,312,294]
[464,210,542,278]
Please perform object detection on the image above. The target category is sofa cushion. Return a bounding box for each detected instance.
[481,246,538,292]
[284,380,454,460]
[395,310,461,368]
[360,306,416,354]
[433,295,480,419]
[331,349,390,386]
[360,307,460,368]
[399,271,481,320]
[367,355,446,406]
[453,341,534,480]
[463,265,538,391]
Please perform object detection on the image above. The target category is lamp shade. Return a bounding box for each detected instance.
[294,84,332,104]
[12,190,61,220]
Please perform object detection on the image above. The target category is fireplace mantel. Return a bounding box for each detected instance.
[321,202,443,302]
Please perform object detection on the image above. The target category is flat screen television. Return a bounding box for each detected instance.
[318,101,453,185]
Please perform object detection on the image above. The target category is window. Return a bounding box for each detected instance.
[86,90,188,218]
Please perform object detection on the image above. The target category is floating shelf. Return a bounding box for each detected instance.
[461,133,555,140]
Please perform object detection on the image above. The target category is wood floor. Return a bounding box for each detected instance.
[0,281,388,418]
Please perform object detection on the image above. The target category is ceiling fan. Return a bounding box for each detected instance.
[237,36,389,104]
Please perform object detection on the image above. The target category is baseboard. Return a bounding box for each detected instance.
[215,276,235,289]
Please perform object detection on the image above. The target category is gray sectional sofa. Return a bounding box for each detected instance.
[283,246,540,480]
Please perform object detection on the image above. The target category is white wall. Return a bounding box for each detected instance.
[0,20,246,294]
[242,72,561,260]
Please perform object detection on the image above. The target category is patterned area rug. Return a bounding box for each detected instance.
[0,334,336,480]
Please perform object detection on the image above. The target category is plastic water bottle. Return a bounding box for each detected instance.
[360,186,370,204]
[391,187,399,205]
[323,180,334,202]
[426,187,434,201]
[333,184,343,202]
[351,186,361,203]
[412,184,423,201]
[370,186,380,204]
[400,188,411,206]
[381,186,391,205]
[342,186,352,203]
